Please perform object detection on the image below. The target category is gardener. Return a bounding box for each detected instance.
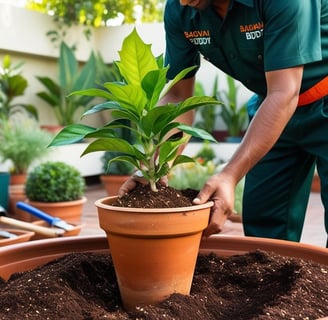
[120,0,328,247]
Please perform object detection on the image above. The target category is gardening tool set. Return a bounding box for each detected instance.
[0,202,80,241]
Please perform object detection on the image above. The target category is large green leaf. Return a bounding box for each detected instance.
[116,28,158,86]
[59,42,78,91]
[49,124,96,146]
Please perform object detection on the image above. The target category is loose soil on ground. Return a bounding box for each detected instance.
[0,250,327,320]
[0,184,327,319]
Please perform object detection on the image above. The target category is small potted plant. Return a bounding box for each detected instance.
[0,118,52,219]
[50,28,220,311]
[0,54,38,121]
[36,41,99,129]
[24,161,86,224]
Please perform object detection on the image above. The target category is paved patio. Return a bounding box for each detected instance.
[79,183,327,248]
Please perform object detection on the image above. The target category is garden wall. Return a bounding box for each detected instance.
[0,3,252,127]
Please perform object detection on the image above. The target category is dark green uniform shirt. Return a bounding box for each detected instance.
[164,0,328,96]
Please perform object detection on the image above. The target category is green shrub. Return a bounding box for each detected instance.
[25,161,85,202]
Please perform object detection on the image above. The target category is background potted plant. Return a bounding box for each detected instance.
[0,55,38,121]
[50,28,220,311]
[217,74,248,142]
[36,41,99,129]
[24,161,86,224]
[0,118,52,219]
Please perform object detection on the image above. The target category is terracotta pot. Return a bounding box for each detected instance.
[0,229,35,247]
[9,184,29,221]
[100,175,130,196]
[30,220,84,241]
[9,174,27,186]
[26,197,87,224]
[96,196,213,311]
[0,235,327,282]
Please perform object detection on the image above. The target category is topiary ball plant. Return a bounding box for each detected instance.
[25,161,85,203]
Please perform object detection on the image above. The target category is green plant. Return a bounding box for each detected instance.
[50,28,220,192]
[101,151,134,175]
[193,76,221,133]
[0,119,52,174]
[0,55,38,120]
[36,41,99,126]
[218,75,248,138]
[25,161,85,202]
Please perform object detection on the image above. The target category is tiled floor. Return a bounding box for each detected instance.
[79,183,327,248]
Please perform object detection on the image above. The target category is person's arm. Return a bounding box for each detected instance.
[195,65,304,237]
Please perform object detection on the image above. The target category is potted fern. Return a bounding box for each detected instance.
[50,28,220,311]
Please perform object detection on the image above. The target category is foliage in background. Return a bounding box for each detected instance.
[25,161,85,202]
[101,151,135,175]
[0,55,38,120]
[218,75,248,138]
[193,76,221,133]
[36,41,104,126]
[0,118,52,174]
[26,0,165,46]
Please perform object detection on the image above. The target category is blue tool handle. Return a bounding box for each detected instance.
[16,201,60,225]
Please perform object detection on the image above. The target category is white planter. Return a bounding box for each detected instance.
[183,142,240,163]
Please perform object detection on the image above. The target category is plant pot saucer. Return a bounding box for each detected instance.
[31,220,84,240]
[0,229,35,247]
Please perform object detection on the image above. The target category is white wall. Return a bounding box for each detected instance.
[0,4,252,128]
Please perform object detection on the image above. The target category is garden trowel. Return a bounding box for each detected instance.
[16,202,75,232]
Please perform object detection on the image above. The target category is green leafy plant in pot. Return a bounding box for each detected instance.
[50,28,220,311]
[24,161,86,224]
[0,55,38,121]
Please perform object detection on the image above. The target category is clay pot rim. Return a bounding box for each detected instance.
[27,196,87,207]
[95,196,214,213]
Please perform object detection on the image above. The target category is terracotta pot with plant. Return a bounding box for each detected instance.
[0,118,52,219]
[24,161,86,224]
[50,28,220,311]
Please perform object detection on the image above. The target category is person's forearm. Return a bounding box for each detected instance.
[221,92,299,185]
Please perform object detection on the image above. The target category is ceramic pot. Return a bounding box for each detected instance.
[26,197,87,224]
[100,175,130,196]
[96,196,213,311]
[9,174,28,220]
[0,229,35,247]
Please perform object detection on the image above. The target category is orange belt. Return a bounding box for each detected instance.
[298,75,328,106]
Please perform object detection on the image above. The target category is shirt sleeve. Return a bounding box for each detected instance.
[164,1,200,80]
[263,0,322,71]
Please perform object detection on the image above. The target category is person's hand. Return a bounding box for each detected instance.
[118,171,168,197]
[193,172,236,238]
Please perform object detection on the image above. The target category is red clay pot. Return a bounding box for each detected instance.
[100,175,130,196]
[96,196,213,311]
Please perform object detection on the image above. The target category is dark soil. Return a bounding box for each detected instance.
[0,250,327,320]
[112,183,199,208]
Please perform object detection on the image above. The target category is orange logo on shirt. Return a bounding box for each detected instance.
[240,21,264,40]
[184,30,211,45]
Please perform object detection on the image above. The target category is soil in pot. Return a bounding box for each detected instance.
[0,249,327,320]
[112,183,199,208]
